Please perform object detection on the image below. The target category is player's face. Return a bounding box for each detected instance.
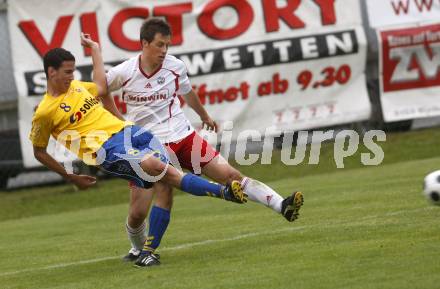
[142,33,170,65]
[49,60,75,92]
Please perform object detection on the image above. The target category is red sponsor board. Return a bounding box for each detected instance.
[380,23,440,92]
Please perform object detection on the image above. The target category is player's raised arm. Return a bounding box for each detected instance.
[80,32,107,97]
[100,94,125,121]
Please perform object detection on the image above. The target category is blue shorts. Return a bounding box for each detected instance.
[97,125,169,189]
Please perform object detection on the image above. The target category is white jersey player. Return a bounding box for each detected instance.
[103,18,304,268]
[107,54,194,144]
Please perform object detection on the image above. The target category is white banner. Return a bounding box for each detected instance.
[366,0,440,28]
[378,23,440,122]
[8,0,371,168]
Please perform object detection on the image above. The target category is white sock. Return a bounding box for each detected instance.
[125,220,147,252]
[241,177,284,213]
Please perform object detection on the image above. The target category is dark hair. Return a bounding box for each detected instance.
[43,48,75,77]
[140,18,171,43]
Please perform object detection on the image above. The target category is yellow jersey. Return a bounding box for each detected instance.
[29,80,132,164]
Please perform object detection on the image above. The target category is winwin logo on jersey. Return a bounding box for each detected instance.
[69,97,100,124]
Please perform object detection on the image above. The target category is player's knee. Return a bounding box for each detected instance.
[128,208,148,226]
[141,157,167,177]
[152,181,174,209]
[155,194,173,210]
[225,169,243,183]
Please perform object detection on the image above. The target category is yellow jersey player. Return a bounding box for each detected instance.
[29,34,247,267]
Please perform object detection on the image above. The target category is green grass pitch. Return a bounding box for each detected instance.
[0,128,439,289]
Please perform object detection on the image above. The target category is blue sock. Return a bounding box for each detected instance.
[143,206,170,253]
[180,174,224,198]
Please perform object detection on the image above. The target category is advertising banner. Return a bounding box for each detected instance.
[378,23,440,121]
[8,0,371,167]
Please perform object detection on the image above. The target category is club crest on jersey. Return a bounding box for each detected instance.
[69,97,100,124]
[157,76,165,85]
[145,82,152,89]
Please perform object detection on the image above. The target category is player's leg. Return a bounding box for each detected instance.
[134,156,246,268]
[182,131,303,221]
[139,155,246,203]
[133,182,172,267]
[126,137,179,262]
[100,127,246,266]
[124,182,173,262]
[102,125,244,203]
[142,182,173,253]
[154,181,174,209]
[202,155,303,222]
[123,184,153,261]
[201,155,286,211]
[176,131,298,217]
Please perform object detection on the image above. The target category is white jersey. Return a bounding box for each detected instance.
[106,54,194,143]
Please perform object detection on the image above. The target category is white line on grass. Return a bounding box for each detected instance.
[0,206,434,277]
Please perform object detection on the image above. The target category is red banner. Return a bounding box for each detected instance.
[381,23,440,92]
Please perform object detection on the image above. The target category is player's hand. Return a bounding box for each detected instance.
[67,174,97,190]
[201,116,218,132]
[80,32,99,49]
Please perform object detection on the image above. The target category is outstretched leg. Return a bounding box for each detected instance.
[202,155,304,222]
[139,155,246,203]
